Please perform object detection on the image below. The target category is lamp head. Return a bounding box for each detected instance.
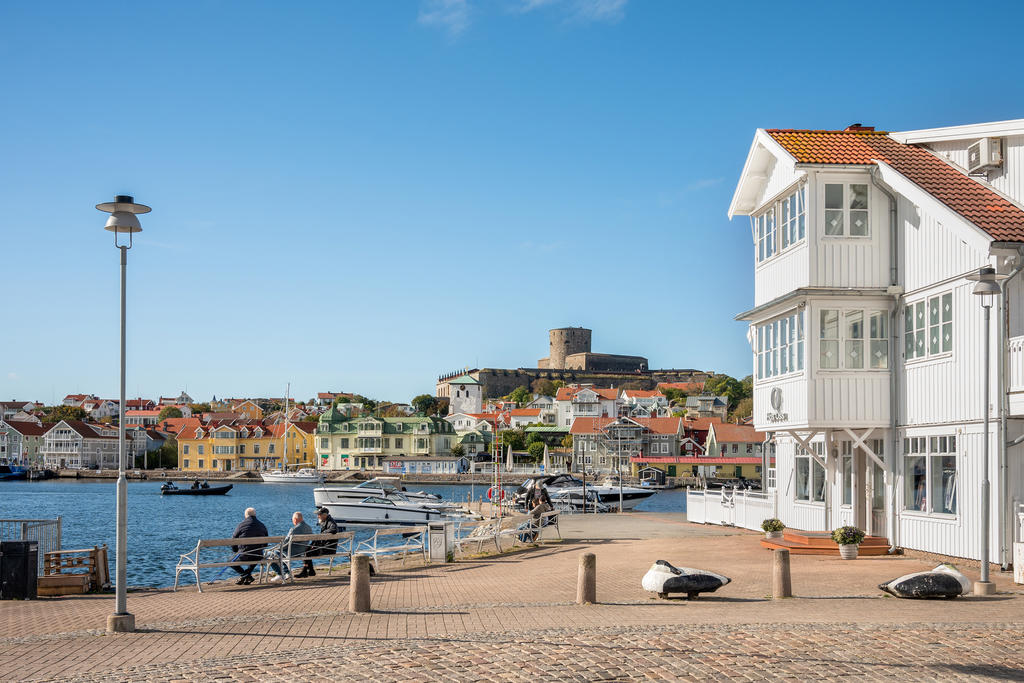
[96,195,151,234]
[966,266,1003,299]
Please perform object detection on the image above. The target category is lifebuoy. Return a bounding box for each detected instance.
[487,486,506,501]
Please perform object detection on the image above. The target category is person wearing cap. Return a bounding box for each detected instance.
[299,507,338,577]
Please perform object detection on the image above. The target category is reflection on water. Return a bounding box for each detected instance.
[0,479,680,587]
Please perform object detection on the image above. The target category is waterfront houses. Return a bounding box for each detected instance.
[723,118,1024,565]
[176,418,279,472]
[315,406,457,470]
[570,416,684,474]
[0,419,47,466]
[40,420,120,470]
[555,385,619,427]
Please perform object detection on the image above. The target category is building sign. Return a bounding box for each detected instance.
[765,387,789,423]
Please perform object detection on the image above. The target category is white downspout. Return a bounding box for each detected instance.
[998,247,1024,569]
[870,166,900,553]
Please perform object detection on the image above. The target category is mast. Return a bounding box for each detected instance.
[281,383,290,471]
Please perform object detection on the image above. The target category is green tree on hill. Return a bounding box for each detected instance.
[41,405,88,423]
[411,394,438,416]
[508,386,531,407]
[158,406,183,421]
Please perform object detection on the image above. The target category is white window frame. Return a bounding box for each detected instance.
[818,308,889,371]
[903,435,957,516]
[905,292,953,362]
[754,183,807,265]
[757,311,805,380]
[794,443,826,504]
[822,181,870,238]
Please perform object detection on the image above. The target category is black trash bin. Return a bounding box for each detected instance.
[0,540,39,600]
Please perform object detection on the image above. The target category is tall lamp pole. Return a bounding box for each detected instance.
[97,195,151,633]
[966,265,1001,596]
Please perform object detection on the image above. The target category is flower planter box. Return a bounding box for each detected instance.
[838,544,859,560]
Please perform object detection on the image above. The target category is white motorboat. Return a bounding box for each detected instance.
[513,473,656,511]
[313,477,441,507]
[319,495,466,528]
[260,467,323,484]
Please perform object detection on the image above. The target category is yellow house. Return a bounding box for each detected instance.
[177,418,282,472]
[232,400,264,420]
[272,421,318,468]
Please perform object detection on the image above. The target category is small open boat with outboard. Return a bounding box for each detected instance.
[160,481,233,496]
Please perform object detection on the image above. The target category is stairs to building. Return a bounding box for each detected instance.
[760,530,889,556]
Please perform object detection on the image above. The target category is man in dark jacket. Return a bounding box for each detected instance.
[298,507,338,577]
[231,507,269,585]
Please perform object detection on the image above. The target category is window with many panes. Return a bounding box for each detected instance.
[757,311,805,380]
[905,293,952,360]
[755,184,807,264]
[903,436,957,515]
[824,183,869,236]
[819,309,888,370]
[795,443,826,503]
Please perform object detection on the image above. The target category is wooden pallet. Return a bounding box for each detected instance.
[760,530,890,556]
[40,545,110,594]
[37,573,90,596]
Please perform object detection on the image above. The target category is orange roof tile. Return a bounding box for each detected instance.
[710,422,765,443]
[765,129,1024,242]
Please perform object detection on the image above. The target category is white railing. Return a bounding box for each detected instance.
[1010,336,1024,393]
[686,487,775,532]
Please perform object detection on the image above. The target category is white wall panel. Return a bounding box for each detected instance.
[754,243,809,307]
[926,135,1024,207]
[900,196,989,293]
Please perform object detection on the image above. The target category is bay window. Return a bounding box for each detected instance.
[819,308,889,370]
[755,183,807,264]
[756,311,804,380]
[824,183,869,236]
[903,435,957,515]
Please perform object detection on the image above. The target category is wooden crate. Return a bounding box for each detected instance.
[37,574,90,596]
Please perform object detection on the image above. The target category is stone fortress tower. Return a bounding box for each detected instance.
[541,327,593,369]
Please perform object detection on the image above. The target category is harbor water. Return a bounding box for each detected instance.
[0,479,684,587]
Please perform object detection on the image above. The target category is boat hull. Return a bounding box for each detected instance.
[319,501,449,527]
[260,473,323,483]
[161,484,233,496]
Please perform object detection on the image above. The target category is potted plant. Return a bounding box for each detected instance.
[761,518,785,540]
[831,526,866,559]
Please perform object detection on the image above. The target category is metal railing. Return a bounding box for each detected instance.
[0,517,62,572]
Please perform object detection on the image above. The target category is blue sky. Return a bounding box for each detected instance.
[2,1,1023,405]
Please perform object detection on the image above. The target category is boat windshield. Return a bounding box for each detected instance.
[361,496,395,506]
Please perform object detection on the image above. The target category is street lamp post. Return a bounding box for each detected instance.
[966,265,1001,596]
[97,195,150,632]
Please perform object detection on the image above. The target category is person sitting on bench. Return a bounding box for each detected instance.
[268,511,312,582]
[230,507,268,585]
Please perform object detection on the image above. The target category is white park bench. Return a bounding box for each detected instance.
[267,531,357,582]
[174,531,357,591]
[174,535,282,592]
[453,511,560,556]
[354,526,428,568]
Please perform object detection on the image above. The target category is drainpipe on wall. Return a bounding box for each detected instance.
[870,166,900,554]
[998,247,1024,569]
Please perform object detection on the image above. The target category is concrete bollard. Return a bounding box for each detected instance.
[350,555,371,613]
[577,552,597,604]
[772,548,792,599]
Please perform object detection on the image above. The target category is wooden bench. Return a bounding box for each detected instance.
[174,535,282,592]
[270,531,356,581]
[354,527,428,568]
[38,546,109,595]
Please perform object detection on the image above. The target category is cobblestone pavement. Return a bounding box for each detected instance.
[3,516,1022,681]
[41,623,1024,682]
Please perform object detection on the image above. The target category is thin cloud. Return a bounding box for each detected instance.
[686,177,724,192]
[569,0,628,23]
[418,0,472,37]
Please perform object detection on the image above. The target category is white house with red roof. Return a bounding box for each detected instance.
[709,118,1024,568]
[555,385,620,428]
[570,416,683,474]
[619,389,670,418]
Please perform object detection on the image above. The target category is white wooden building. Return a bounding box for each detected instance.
[700,119,1024,568]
